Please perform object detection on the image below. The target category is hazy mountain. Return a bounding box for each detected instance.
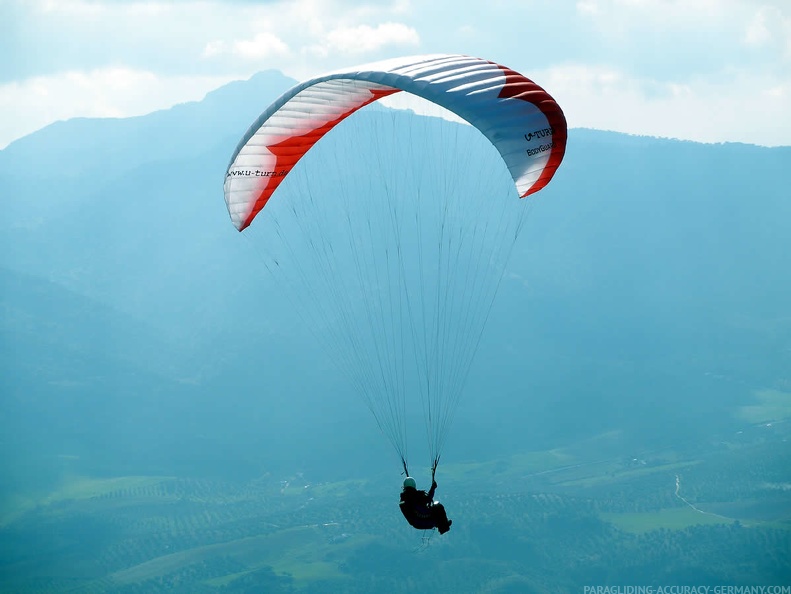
[1,70,789,488]
[1,68,790,594]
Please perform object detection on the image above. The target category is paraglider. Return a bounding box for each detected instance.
[400,474,452,534]
[223,54,566,534]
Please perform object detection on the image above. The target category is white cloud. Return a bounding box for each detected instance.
[202,40,225,58]
[325,22,419,54]
[0,0,429,147]
[576,0,599,16]
[743,5,791,59]
[203,32,290,60]
[234,33,290,60]
[576,0,790,47]
[1,0,789,148]
[578,0,730,22]
[0,68,235,148]
[542,63,790,146]
[744,7,773,46]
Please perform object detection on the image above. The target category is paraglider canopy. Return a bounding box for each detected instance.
[225,53,566,231]
[223,53,567,476]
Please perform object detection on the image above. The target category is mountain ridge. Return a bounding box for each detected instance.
[1,67,788,483]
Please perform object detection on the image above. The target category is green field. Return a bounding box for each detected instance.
[738,389,791,424]
[601,507,732,533]
[1,421,789,593]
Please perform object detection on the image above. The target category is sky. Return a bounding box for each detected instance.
[1,0,789,149]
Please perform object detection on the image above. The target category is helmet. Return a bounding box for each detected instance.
[403,477,417,489]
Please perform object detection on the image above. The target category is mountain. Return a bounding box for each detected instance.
[0,69,296,180]
[473,130,791,450]
[1,68,790,594]
[1,71,789,489]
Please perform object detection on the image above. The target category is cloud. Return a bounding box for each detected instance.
[577,0,731,23]
[0,68,235,148]
[1,0,789,147]
[203,33,290,60]
[234,33,290,59]
[744,7,774,46]
[743,5,791,58]
[542,63,789,146]
[324,22,419,54]
[0,0,428,147]
[576,0,790,47]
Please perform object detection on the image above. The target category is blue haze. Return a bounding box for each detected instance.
[0,70,790,592]
[1,71,789,482]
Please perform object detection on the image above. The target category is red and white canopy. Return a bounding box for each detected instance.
[224,54,567,231]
